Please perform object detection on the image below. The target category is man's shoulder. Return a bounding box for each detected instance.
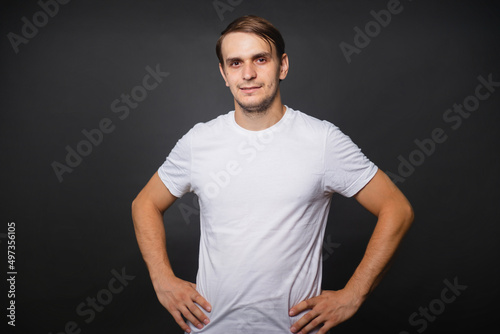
[287,107,335,132]
[187,111,233,135]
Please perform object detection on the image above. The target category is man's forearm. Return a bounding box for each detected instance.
[132,199,175,283]
[343,202,414,305]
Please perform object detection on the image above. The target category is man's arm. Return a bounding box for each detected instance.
[131,172,211,333]
[289,169,414,334]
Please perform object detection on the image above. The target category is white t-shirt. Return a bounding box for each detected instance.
[158,106,377,333]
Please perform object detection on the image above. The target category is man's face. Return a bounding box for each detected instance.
[219,32,288,113]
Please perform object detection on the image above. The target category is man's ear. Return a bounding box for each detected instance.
[219,63,229,87]
[279,53,289,81]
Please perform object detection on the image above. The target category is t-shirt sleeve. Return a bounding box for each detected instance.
[158,129,193,198]
[323,121,378,197]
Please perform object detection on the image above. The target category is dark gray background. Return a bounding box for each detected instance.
[1,0,499,333]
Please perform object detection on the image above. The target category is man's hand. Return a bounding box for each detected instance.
[154,274,212,333]
[288,289,361,334]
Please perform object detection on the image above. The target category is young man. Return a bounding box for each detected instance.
[132,15,414,334]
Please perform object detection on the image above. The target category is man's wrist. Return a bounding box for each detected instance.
[149,263,176,287]
[343,280,370,307]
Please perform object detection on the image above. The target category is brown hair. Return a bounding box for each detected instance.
[216,15,285,66]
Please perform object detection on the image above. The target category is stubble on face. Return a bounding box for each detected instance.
[235,80,279,115]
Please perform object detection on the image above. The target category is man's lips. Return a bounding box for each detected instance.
[239,86,261,94]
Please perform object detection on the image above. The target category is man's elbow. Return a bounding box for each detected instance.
[404,202,415,225]
[131,196,139,214]
[131,195,140,221]
[382,198,414,236]
[131,193,148,221]
[131,191,165,220]
[398,200,414,233]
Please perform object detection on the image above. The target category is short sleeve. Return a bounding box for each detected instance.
[323,122,378,197]
[158,129,193,198]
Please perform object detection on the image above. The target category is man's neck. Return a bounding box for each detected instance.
[234,98,286,131]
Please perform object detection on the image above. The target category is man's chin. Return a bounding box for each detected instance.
[238,104,268,113]
[236,97,273,114]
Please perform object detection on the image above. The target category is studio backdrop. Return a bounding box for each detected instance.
[1,0,499,333]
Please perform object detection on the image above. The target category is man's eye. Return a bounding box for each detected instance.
[231,61,240,66]
[257,58,266,63]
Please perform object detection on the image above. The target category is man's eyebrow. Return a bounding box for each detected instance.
[225,52,273,65]
[252,52,272,59]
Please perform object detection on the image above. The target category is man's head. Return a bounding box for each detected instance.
[216,15,289,114]
[216,15,285,66]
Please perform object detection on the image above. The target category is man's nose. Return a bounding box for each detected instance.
[242,63,257,80]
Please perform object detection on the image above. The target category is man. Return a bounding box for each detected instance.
[132,15,414,334]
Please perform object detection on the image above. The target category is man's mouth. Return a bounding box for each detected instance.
[239,86,261,94]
